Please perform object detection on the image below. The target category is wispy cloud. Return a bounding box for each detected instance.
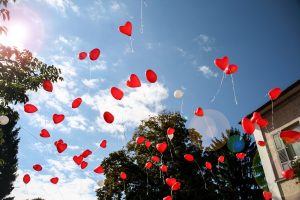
[194,34,215,52]
[197,66,218,78]
[176,47,187,57]
[86,0,126,21]
[35,0,80,16]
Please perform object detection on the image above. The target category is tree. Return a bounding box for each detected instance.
[96,112,217,200]
[206,128,265,199]
[0,106,19,200]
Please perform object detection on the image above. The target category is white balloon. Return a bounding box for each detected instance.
[168,134,174,140]
[0,115,9,125]
[174,90,184,99]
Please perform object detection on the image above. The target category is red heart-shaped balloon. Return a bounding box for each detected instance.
[263,191,272,200]
[282,168,295,179]
[145,162,153,169]
[145,69,157,83]
[268,88,281,101]
[172,182,181,191]
[81,161,88,169]
[111,87,124,100]
[280,130,300,144]
[100,140,107,148]
[167,127,175,135]
[160,164,168,173]
[194,107,204,117]
[151,156,160,163]
[33,164,42,172]
[119,21,132,37]
[73,155,84,165]
[81,149,92,158]
[163,195,172,200]
[89,48,100,61]
[40,129,50,138]
[136,136,145,145]
[23,174,31,184]
[205,161,212,170]
[145,140,151,149]
[72,98,82,108]
[24,104,38,113]
[257,141,266,147]
[236,152,246,160]
[120,172,127,180]
[214,56,229,71]
[184,154,194,162]
[257,118,269,128]
[251,112,261,123]
[43,80,53,92]
[50,177,59,184]
[94,166,105,174]
[242,118,255,134]
[53,114,65,124]
[166,178,177,187]
[224,64,238,75]
[126,74,141,88]
[78,52,87,60]
[56,142,67,153]
[218,155,225,163]
[103,111,114,124]
[156,142,167,154]
[54,139,63,147]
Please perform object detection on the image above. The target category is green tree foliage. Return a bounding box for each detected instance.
[0,106,19,200]
[0,44,63,105]
[206,128,265,199]
[96,112,218,200]
[96,113,266,199]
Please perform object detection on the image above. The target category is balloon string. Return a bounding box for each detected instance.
[194,160,207,190]
[271,100,274,130]
[120,101,127,142]
[180,99,184,115]
[211,72,225,103]
[230,74,238,105]
[123,181,126,192]
[204,116,213,139]
[166,136,174,162]
[130,37,134,53]
[140,0,144,34]
[146,171,149,195]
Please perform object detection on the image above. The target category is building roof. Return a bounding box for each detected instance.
[240,79,300,124]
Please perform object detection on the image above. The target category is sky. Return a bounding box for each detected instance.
[1,0,299,199]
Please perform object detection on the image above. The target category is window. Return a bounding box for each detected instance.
[273,122,300,170]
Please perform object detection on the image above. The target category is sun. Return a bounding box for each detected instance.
[0,23,29,48]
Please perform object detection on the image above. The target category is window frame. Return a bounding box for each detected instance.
[270,117,300,171]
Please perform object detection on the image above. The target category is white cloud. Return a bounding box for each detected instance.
[194,34,215,52]
[35,0,80,16]
[91,60,108,71]
[82,79,99,89]
[82,82,168,138]
[54,36,81,52]
[110,1,121,11]
[197,66,218,78]
[11,158,98,200]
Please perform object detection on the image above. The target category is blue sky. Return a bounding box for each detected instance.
[3,0,300,199]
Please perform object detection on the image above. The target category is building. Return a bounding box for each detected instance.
[244,80,300,200]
